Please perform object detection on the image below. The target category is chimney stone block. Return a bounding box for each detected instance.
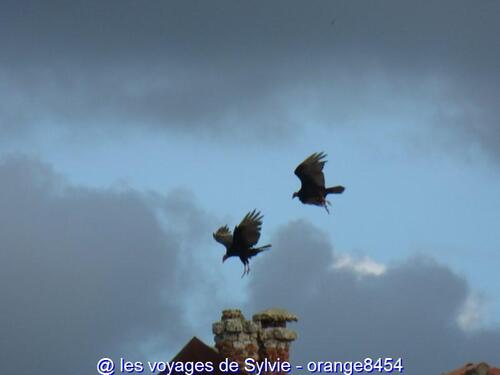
[213,308,298,375]
[225,319,243,333]
[212,322,224,335]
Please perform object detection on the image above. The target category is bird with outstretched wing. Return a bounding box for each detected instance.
[213,210,271,277]
[293,152,345,213]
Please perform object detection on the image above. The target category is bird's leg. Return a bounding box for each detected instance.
[323,199,331,214]
[241,263,249,278]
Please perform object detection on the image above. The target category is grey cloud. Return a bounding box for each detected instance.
[246,220,500,374]
[1,0,499,155]
[0,156,223,374]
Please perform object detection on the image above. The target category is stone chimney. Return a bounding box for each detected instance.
[212,308,298,373]
[212,309,260,369]
[252,308,298,363]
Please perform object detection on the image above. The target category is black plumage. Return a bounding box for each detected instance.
[213,210,271,277]
[293,152,345,213]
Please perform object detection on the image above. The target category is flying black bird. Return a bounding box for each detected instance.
[293,152,345,214]
[213,210,271,277]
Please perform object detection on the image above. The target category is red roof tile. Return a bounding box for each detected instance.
[444,363,500,375]
[159,337,239,375]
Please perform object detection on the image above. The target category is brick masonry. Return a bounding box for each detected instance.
[212,308,298,374]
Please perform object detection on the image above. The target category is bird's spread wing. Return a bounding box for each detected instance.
[233,209,263,248]
[213,225,233,250]
[294,152,327,188]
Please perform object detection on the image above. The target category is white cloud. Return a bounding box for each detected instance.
[456,293,491,332]
[332,253,386,276]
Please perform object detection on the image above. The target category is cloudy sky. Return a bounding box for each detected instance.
[1,1,499,374]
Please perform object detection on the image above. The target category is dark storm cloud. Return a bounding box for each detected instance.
[0,156,222,374]
[1,0,499,153]
[247,220,500,374]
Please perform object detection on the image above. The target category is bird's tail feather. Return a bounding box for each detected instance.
[250,244,271,257]
[326,185,345,195]
[256,244,272,252]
